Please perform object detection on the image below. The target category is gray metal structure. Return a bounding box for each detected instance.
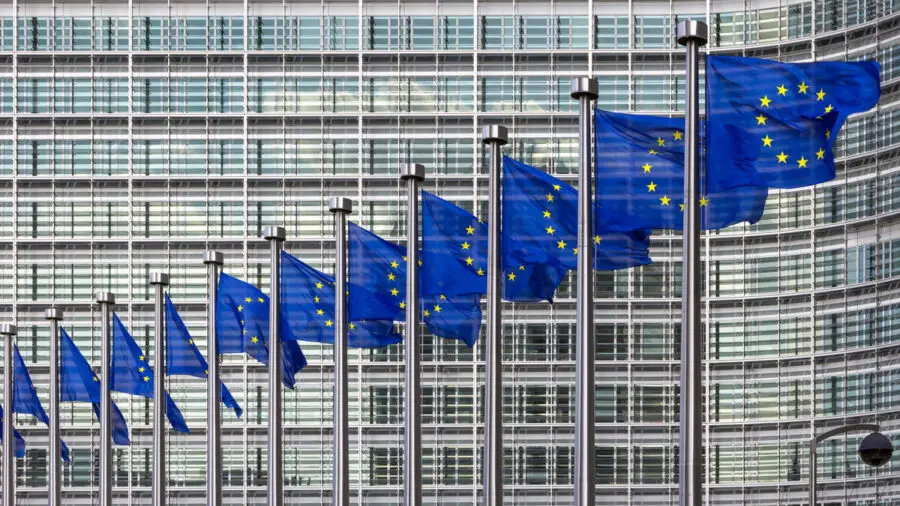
[400,163,425,506]
[1,323,16,506]
[264,226,286,506]
[150,272,169,506]
[676,20,708,506]
[95,292,116,506]
[44,308,64,506]
[204,251,225,506]
[329,197,353,506]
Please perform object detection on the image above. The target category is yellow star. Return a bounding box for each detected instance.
[440,294,447,300]
[518,265,525,271]
[759,95,772,107]
[245,297,252,303]
[188,339,193,345]
[797,156,808,168]
[543,210,551,218]
[418,260,423,266]
[243,329,247,335]
[93,376,99,382]
[388,272,395,281]
[477,268,485,276]
[755,114,767,126]
[257,297,264,303]
[816,89,825,101]
[237,305,243,312]
[816,148,825,160]
[433,305,442,313]
[553,184,561,191]
[673,130,683,141]
[776,84,787,96]
[205,370,208,375]
[646,181,657,192]
[660,195,671,206]
[572,248,578,255]
[315,282,323,289]
[465,226,474,235]
[798,81,809,94]
[776,152,788,164]
[546,193,554,202]
[679,203,685,212]
[390,261,399,269]
[316,309,324,315]
[824,104,833,113]
[349,323,355,330]
[657,137,665,146]
[557,240,566,249]
[402,256,407,261]
[138,367,145,373]
[761,135,773,147]
[391,288,399,296]
[508,272,516,281]
[399,302,406,309]
[642,163,652,173]
[423,310,430,318]
[648,149,657,155]
[251,336,259,343]
[546,226,555,235]
[461,241,470,250]
[825,129,831,139]
[314,296,319,303]
[325,320,333,327]
[594,235,601,245]
[143,376,149,382]
[139,355,144,361]
[465,257,473,265]
[699,197,709,207]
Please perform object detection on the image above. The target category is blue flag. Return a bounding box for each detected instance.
[165,294,243,418]
[12,346,70,462]
[0,406,26,458]
[281,251,402,349]
[706,55,880,189]
[421,191,487,297]
[349,222,483,347]
[60,328,130,445]
[216,273,307,389]
[111,314,189,434]
[502,155,653,301]
[593,111,768,232]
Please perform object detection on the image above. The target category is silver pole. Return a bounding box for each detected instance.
[264,226,286,506]
[676,20,708,506]
[96,291,116,506]
[45,308,64,506]
[203,251,224,506]
[150,272,169,506]
[1,323,16,506]
[400,163,425,506]
[570,77,599,506]
[809,423,880,506]
[481,124,507,506]
[329,197,353,506]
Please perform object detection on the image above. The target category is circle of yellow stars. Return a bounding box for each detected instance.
[461,221,485,277]
[236,295,266,345]
[756,81,830,171]
[644,130,708,211]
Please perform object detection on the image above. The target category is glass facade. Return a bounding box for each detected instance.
[2,0,899,504]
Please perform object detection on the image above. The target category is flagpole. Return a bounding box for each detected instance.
[263,226,286,506]
[676,20,707,506]
[1,323,16,506]
[150,272,169,506]
[571,77,599,506]
[329,197,353,506]
[400,163,425,506]
[203,251,224,506]
[45,308,64,506]
[96,291,116,506]
[481,124,507,506]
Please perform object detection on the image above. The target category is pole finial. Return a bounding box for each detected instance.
[676,20,708,46]
[570,77,599,100]
[149,272,170,286]
[263,226,286,241]
[45,308,64,321]
[400,163,425,182]
[329,197,354,214]
[203,251,224,265]
[481,125,508,145]
[0,324,16,336]
[95,292,116,305]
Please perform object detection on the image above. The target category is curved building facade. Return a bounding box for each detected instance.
[0,0,898,504]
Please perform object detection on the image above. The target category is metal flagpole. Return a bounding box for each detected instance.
[481,124,507,506]
[571,77,599,506]
[329,197,353,506]
[676,20,707,506]
[203,251,224,506]
[45,308,64,506]
[1,323,16,506]
[150,272,169,506]
[400,163,425,506]
[96,291,116,506]
[264,226,286,506]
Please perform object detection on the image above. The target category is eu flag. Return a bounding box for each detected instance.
[165,294,243,418]
[421,191,487,296]
[216,272,307,389]
[349,222,483,347]
[0,406,25,458]
[594,111,768,232]
[111,314,190,433]
[13,346,70,462]
[281,251,402,349]
[502,155,653,301]
[706,55,880,189]
[60,328,130,445]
